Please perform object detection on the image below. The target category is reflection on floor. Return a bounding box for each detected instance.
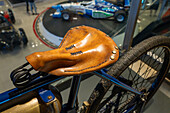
[0,0,169,113]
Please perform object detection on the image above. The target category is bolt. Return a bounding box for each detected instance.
[47,95,52,100]
[141,98,145,101]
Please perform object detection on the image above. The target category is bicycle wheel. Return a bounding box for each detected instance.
[87,36,170,113]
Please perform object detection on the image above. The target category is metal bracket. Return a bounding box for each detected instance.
[38,88,55,103]
[80,101,90,113]
[95,69,142,95]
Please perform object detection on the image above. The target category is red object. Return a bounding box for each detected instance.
[3,11,11,22]
[162,8,170,18]
[33,7,55,49]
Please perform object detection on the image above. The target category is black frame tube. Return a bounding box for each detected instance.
[67,75,82,110]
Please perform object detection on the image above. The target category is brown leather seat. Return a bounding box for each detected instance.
[26,26,119,76]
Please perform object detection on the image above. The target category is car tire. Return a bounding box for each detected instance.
[115,10,126,23]
[0,41,11,51]
[19,28,28,45]
[62,11,71,21]
[8,8,16,24]
[166,73,170,83]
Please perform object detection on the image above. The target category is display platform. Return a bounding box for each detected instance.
[33,4,127,49]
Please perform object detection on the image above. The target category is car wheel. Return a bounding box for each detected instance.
[115,10,126,23]
[19,28,28,45]
[62,12,70,21]
[0,41,11,50]
[8,8,16,24]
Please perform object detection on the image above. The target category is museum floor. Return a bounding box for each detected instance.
[0,0,169,113]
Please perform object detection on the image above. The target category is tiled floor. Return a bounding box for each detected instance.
[0,0,169,113]
[0,0,63,92]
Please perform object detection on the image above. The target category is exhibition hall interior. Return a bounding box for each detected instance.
[0,0,169,113]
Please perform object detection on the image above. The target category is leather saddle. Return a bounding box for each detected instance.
[26,26,119,76]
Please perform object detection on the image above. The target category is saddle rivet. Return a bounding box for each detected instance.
[70,28,73,30]
[110,55,115,60]
[107,35,109,37]
[76,27,79,29]
[115,46,118,50]
[112,51,117,54]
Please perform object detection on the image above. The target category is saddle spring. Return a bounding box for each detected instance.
[10,62,47,88]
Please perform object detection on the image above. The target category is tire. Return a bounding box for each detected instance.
[115,10,126,23]
[0,41,11,50]
[62,11,70,21]
[87,36,170,113]
[165,73,170,82]
[19,28,28,45]
[8,9,16,24]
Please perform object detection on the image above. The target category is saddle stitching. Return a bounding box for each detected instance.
[58,32,70,48]
[70,51,83,55]
[64,60,107,72]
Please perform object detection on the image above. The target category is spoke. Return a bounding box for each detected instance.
[143,79,152,88]
[126,94,128,103]
[133,80,140,89]
[156,48,164,59]
[152,48,159,55]
[128,63,134,80]
[149,65,159,78]
[119,98,128,105]
[133,73,145,89]
[144,67,153,79]
[137,80,150,86]
[134,51,155,81]
[118,93,129,106]
[143,82,152,90]
[142,51,156,79]
[138,50,160,84]
[131,60,144,82]
[139,67,151,87]
[144,49,165,79]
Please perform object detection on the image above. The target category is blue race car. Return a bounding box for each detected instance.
[50,0,130,22]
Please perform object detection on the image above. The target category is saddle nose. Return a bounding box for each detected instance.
[26,26,119,76]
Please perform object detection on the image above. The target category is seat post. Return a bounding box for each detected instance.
[67,75,82,111]
[123,0,142,51]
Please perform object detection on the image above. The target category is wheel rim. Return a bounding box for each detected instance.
[116,15,124,22]
[97,46,169,113]
[63,13,69,20]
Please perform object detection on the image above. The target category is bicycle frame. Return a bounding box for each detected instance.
[0,68,143,112]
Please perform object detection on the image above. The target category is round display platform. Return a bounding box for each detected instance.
[33,3,126,49]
